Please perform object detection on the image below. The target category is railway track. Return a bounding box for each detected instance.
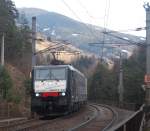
[0,119,44,131]
[69,103,117,131]
[0,117,27,126]
[0,104,117,131]
[0,117,63,131]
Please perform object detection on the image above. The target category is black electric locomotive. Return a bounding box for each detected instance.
[31,65,87,116]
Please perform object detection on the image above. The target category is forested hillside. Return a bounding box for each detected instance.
[0,0,32,117]
[0,0,31,73]
[88,47,145,107]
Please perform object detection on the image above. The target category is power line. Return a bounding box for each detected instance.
[76,0,111,60]
[63,0,146,34]
[36,42,70,55]
[60,0,101,44]
[61,0,104,45]
[88,42,143,46]
[61,0,82,22]
[36,41,80,55]
[103,31,145,46]
[75,1,146,52]
[88,42,145,47]
[77,0,113,52]
[107,27,148,33]
[61,0,145,51]
[77,0,98,21]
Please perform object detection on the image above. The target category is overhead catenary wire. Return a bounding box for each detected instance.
[62,0,146,34]
[103,31,145,46]
[75,1,146,51]
[88,42,144,47]
[36,42,69,55]
[77,0,100,21]
[61,0,145,50]
[107,26,148,33]
[61,0,82,22]
[36,41,80,55]
[61,0,105,44]
[77,0,111,60]
[61,0,123,61]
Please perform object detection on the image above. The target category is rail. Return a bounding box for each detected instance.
[69,103,117,131]
[0,105,95,131]
[100,104,118,131]
[108,104,145,131]
[68,104,98,131]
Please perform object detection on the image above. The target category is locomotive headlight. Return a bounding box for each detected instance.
[35,93,40,97]
[62,92,65,96]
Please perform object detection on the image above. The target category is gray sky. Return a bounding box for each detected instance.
[12,0,148,36]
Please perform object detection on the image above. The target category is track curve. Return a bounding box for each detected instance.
[69,103,117,131]
[0,104,117,131]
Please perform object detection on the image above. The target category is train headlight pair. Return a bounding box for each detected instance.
[35,92,65,97]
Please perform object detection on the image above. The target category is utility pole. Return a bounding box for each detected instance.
[118,48,123,106]
[31,17,36,118]
[1,33,4,66]
[144,3,150,106]
[32,17,36,67]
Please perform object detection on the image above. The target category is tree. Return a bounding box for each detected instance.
[0,0,32,103]
[0,0,18,33]
[88,47,145,106]
[71,56,96,77]
[0,0,32,75]
[88,63,118,101]
[123,47,145,104]
[0,0,31,63]
[0,66,13,100]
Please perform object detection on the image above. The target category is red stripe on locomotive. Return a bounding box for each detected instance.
[41,92,59,97]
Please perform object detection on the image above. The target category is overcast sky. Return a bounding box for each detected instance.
[12,0,149,37]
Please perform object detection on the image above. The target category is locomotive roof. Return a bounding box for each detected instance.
[33,65,85,78]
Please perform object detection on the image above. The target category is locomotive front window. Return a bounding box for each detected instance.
[35,69,50,80]
[51,68,66,80]
[35,68,66,80]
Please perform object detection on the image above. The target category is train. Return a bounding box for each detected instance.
[31,65,87,116]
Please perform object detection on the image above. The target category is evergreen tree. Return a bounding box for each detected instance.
[123,47,145,104]
[88,47,145,106]
[0,66,13,100]
[0,0,18,33]
[0,0,31,69]
[71,56,96,77]
[88,63,118,101]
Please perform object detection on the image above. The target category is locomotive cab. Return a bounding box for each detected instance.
[31,65,87,116]
[31,66,70,115]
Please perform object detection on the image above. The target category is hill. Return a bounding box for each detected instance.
[18,8,145,57]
